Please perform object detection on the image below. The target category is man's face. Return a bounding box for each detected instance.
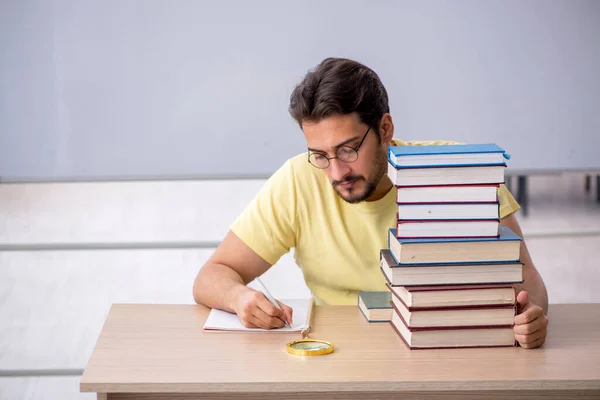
[302,113,390,203]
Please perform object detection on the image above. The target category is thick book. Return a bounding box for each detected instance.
[390,301,517,349]
[395,219,500,238]
[387,225,522,264]
[387,162,506,187]
[358,291,392,322]
[388,143,508,168]
[396,184,500,204]
[396,202,500,220]
[385,282,517,309]
[390,288,516,328]
[380,249,523,286]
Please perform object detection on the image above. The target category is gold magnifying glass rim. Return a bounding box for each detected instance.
[286,338,334,356]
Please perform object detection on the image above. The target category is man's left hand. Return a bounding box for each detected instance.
[513,290,548,349]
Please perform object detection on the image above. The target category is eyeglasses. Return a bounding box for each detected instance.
[308,126,372,169]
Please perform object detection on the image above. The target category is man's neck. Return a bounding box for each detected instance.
[365,176,394,202]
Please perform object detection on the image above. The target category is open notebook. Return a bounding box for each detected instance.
[203,298,313,332]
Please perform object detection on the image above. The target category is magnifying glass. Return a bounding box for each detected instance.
[286,338,334,356]
[285,299,334,356]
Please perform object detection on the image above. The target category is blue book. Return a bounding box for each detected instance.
[387,225,522,264]
[380,249,523,286]
[358,291,392,322]
[388,143,510,169]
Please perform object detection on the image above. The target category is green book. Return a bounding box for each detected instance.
[358,291,392,322]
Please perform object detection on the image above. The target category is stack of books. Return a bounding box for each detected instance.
[358,143,524,349]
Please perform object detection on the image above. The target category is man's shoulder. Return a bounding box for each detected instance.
[280,151,321,177]
[285,151,310,167]
[266,152,322,189]
[256,152,325,214]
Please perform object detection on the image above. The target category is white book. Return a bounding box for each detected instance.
[388,162,506,187]
[395,220,500,238]
[388,143,507,167]
[396,185,499,204]
[397,202,499,220]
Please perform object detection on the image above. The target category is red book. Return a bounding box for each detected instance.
[389,286,517,329]
[385,282,517,309]
[389,301,517,350]
[395,218,500,239]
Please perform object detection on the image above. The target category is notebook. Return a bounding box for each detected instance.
[203,298,313,332]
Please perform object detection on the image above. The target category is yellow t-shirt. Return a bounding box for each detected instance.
[230,139,521,305]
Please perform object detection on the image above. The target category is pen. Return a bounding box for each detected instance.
[255,277,292,329]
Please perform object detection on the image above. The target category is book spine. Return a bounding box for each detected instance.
[394,183,501,189]
[396,200,500,205]
[391,301,515,331]
[388,161,507,170]
[389,319,515,350]
[388,285,517,311]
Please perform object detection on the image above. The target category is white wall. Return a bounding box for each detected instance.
[2,0,600,179]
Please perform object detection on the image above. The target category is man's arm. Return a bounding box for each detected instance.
[500,213,549,349]
[500,213,549,313]
[192,230,293,329]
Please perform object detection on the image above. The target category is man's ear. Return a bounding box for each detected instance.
[379,113,394,145]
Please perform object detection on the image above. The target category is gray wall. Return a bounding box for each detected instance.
[1,0,599,180]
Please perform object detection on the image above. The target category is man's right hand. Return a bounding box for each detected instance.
[232,287,293,329]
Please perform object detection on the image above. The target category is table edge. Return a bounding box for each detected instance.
[80,379,600,394]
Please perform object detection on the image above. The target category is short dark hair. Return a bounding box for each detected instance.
[288,57,390,131]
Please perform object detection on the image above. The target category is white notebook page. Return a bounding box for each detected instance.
[203,298,313,332]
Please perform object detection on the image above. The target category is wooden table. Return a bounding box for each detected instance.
[80,303,600,399]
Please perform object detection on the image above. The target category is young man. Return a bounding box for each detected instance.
[193,57,549,349]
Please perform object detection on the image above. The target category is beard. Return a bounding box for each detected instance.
[331,149,388,204]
